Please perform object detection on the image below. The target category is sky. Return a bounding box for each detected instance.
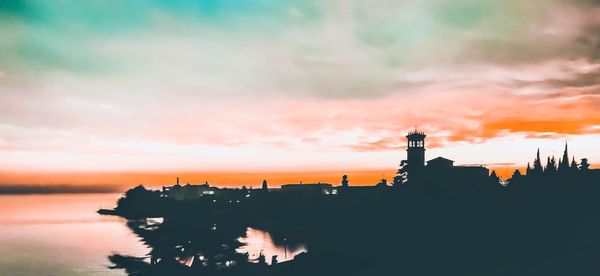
[0,0,599,187]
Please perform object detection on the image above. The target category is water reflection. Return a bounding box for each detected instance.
[0,194,149,276]
[0,194,310,275]
[236,227,307,265]
[109,217,309,275]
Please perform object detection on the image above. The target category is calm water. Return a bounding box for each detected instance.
[0,193,307,275]
[236,227,307,265]
[0,194,148,276]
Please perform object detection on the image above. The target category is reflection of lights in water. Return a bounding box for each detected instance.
[324,189,338,195]
[146,217,163,225]
[211,223,217,231]
[176,256,195,267]
[235,227,307,265]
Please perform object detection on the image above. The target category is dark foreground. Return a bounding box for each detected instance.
[103,170,600,276]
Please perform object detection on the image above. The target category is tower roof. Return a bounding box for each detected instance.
[427,156,454,167]
[406,130,426,139]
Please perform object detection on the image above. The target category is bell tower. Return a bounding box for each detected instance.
[406,130,426,179]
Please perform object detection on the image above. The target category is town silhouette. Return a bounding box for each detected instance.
[100,131,600,276]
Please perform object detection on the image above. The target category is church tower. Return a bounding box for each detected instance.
[406,130,426,180]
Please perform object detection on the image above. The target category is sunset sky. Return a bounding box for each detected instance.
[0,0,599,188]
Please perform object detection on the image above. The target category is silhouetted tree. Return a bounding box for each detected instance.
[532,148,544,175]
[510,169,522,182]
[570,157,578,171]
[257,253,266,265]
[580,158,590,171]
[115,185,163,218]
[376,179,388,187]
[558,143,570,173]
[341,175,349,188]
[393,160,408,187]
[545,156,557,174]
[489,170,500,185]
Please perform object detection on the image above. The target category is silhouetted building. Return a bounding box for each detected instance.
[425,156,489,184]
[162,179,218,200]
[402,131,489,185]
[280,183,337,195]
[406,130,426,183]
[426,156,454,168]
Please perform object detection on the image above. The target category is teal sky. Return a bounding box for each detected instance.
[0,0,599,176]
[3,0,594,78]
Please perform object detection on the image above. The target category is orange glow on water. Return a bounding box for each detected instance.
[0,194,149,274]
[236,227,307,265]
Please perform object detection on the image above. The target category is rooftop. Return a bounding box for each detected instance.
[406,130,426,138]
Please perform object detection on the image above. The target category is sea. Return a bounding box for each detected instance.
[0,193,304,275]
[0,193,146,275]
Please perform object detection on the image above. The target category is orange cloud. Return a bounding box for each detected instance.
[0,72,598,176]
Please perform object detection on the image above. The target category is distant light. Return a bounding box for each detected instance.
[146,217,164,225]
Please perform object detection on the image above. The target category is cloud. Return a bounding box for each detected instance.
[2,0,600,95]
[0,0,599,173]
